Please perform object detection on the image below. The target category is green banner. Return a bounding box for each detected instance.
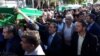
[0,8,17,27]
[17,8,43,19]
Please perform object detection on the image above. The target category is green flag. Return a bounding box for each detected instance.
[17,8,43,19]
[0,8,17,27]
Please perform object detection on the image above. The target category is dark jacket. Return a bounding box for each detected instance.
[46,32,63,55]
[4,36,24,56]
[88,22,100,55]
[37,22,49,45]
[71,32,97,56]
[0,28,5,52]
[88,22,100,41]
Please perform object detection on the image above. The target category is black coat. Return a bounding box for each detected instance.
[46,33,63,55]
[37,23,49,45]
[3,36,24,56]
[88,23,100,38]
[70,32,97,56]
[88,22,100,55]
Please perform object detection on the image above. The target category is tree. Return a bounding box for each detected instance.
[63,0,75,4]
[63,0,84,4]
[93,0,98,3]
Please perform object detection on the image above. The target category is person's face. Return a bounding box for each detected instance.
[48,24,56,34]
[76,22,84,32]
[47,14,52,19]
[43,14,47,19]
[21,38,33,51]
[83,12,87,16]
[86,16,91,24]
[65,18,72,25]
[2,28,10,39]
[79,15,84,20]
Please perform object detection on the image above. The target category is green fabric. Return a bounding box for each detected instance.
[17,8,43,19]
[56,6,65,12]
[0,8,17,27]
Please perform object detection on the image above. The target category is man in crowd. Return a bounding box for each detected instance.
[46,23,63,55]
[86,14,100,38]
[2,26,24,56]
[21,30,45,55]
[63,14,75,45]
[62,15,75,55]
[71,20,97,56]
[56,15,64,35]
[86,13,100,55]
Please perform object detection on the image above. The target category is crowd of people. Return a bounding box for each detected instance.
[0,4,100,56]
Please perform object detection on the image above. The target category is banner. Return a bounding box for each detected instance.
[0,8,43,27]
[0,8,17,27]
[17,8,43,19]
